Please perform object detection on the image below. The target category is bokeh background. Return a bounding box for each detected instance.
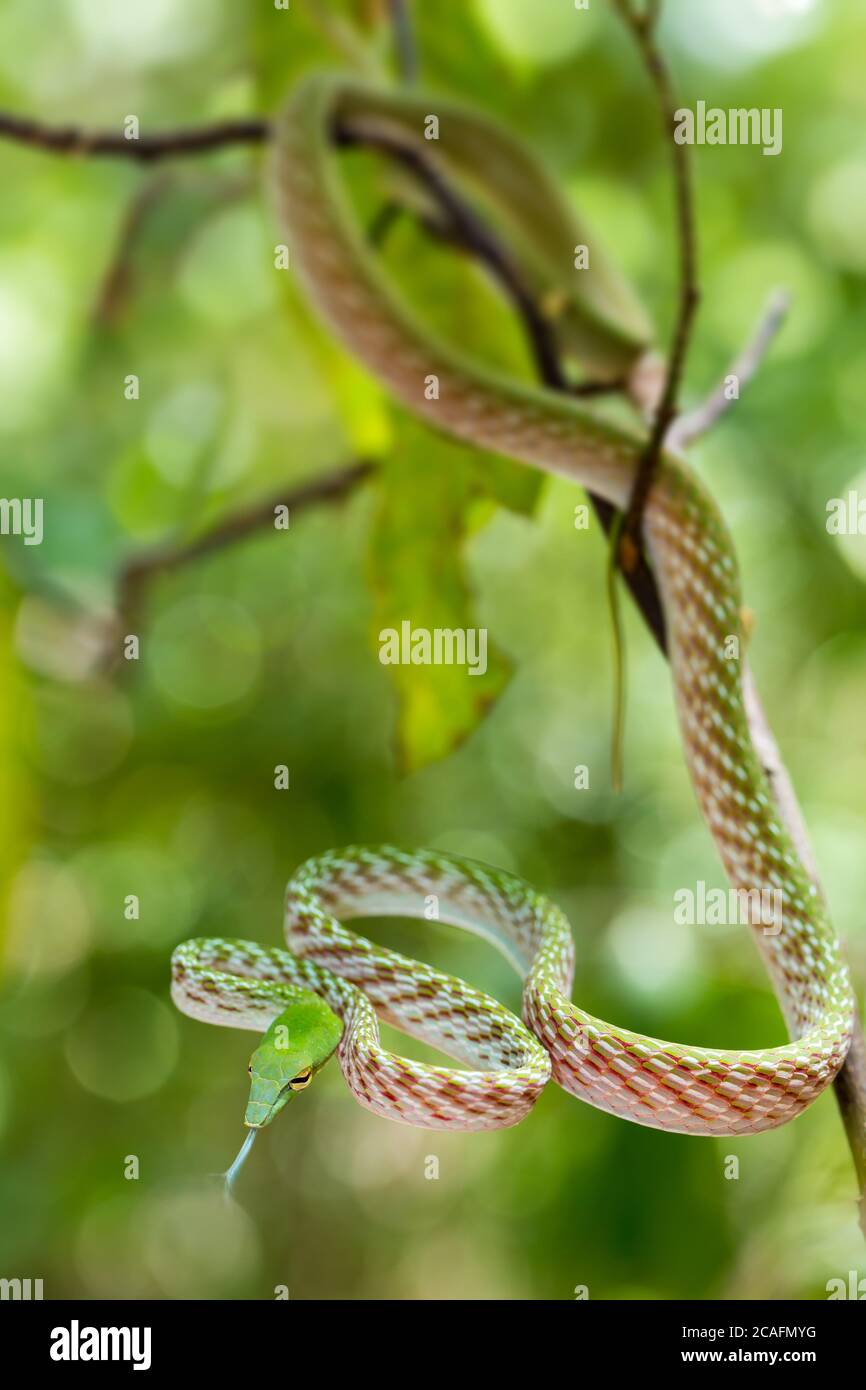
[2,0,866,1301]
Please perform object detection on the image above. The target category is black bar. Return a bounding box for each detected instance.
[4,1297,863,1375]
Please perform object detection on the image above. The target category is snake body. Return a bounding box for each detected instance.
[172,75,854,1140]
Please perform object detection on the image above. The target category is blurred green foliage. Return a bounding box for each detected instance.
[1,0,866,1300]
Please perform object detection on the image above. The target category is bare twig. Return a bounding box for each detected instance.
[666,290,790,452]
[338,113,669,651]
[838,1029,866,1239]
[611,0,865,1228]
[389,0,418,83]
[0,111,268,162]
[742,667,821,886]
[743,668,866,1234]
[93,170,255,326]
[337,117,570,390]
[115,461,374,636]
[367,197,407,246]
[93,174,174,325]
[612,0,699,571]
[608,0,866,1234]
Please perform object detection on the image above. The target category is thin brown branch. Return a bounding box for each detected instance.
[838,1029,866,1239]
[743,668,866,1233]
[367,197,407,246]
[666,289,790,452]
[612,0,699,571]
[337,117,571,392]
[388,0,418,83]
[0,111,268,162]
[338,113,669,651]
[93,170,255,326]
[370,195,629,401]
[338,123,866,1220]
[115,461,374,637]
[93,173,174,326]
[611,0,865,1232]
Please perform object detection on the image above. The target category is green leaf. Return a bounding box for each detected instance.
[369,414,521,773]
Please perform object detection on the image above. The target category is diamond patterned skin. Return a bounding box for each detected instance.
[171,75,854,1139]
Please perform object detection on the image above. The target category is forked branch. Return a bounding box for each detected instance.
[612,0,699,570]
[667,290,790,451]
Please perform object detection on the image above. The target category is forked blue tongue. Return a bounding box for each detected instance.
[223,1127,257,1198]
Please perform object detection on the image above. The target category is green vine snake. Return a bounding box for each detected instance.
[171,75,855,1180]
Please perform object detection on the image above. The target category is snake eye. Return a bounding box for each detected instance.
[289,1067,313,1091]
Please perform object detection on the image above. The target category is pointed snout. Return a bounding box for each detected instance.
[244,1076,293,1129]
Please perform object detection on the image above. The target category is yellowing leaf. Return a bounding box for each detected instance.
[369,414,522,772]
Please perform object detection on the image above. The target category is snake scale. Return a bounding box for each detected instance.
[171,74,854,1148]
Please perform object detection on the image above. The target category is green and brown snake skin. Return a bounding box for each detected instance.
[172,74,855,1139]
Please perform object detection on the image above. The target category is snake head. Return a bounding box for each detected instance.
[244,995,343,1128]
